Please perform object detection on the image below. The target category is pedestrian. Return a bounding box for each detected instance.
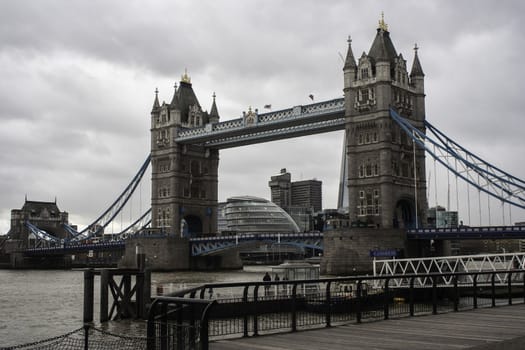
[282,275,288,292]
[263,272,271,296]
[274,274,280,281]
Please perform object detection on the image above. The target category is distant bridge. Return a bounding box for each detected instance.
[189,232,323,256]
[408,225,525,240]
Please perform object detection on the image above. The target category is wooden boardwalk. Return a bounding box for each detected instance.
[211,304,525,350]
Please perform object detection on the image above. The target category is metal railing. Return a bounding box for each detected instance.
[146,269,525,348]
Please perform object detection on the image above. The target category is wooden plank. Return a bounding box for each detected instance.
[211,305,525,350]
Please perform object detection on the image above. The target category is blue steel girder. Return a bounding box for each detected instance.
[407,225,525,240]
[69,155,151,241]
[189,232,324,256]
[24,240,126,256]
[389,109,525,209]
[25,221,61,245]
[175,98,345,149]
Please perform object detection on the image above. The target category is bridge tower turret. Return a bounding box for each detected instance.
[150,72,219,237]
[343,16,428,230]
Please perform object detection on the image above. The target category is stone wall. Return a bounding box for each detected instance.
[118,236,243,270]
[321,228,409,275]
[119,236,190,270]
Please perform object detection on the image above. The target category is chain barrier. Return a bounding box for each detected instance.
[1,325,148,350]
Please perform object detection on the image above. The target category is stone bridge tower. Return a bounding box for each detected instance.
[150,72,219,237]
[342,16,428,230]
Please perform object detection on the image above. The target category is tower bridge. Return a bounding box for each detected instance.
[5,17,525,272]
[174,98,345,148]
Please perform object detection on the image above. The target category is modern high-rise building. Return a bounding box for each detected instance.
[268,168,322,212]
[268,169,322,231]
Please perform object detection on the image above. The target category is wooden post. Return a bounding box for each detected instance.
[100,269,109,322]
[83,269,94,323]
[123,274,131,318]
[143,269,151,319]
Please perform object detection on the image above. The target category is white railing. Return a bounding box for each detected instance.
[373,252,525,288]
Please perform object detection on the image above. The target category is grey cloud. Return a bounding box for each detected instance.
[1,0,525,233]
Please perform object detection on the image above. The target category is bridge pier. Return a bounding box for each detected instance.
[191,246,243,270]
[119,236,190,270]
[321,228,426,275]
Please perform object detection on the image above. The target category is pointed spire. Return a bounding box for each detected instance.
[170,82,180,109]
[151,87,160,113]
[369,14,397,64]
[410,43,425,77]
[181,68,191,84]
[378,11,388,32]
[343,35,357,70]
[209,92,219,120]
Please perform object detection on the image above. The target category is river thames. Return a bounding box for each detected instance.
[0,267,270,347]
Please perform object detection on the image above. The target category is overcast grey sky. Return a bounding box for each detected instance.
[1,0,524,234]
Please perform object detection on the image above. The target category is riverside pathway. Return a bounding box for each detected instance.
[210,304,525,350]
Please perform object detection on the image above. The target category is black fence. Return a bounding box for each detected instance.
[147,269,525,350]
[6,269,524,350]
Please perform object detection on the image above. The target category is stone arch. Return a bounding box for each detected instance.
[182,215,202,237]
[393,197,415,229]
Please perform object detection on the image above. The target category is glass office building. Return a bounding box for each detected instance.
[222,196,300,233]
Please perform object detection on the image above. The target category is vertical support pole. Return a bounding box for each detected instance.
[83,269,94,323]
[291,283,298,332]
[473,274,478,309]
[188,304,196,350]
[100,269,109,322]
[136,271,144,318]
[200,301,216,350]
[123,274,131,318]
[522,269,525,304]
[325,282,332,328]
[83,324,90,350]
[491,273,496,307]
[384,279,390,320]
[409,276,415,317]
[146,299,158,350]
[508,271,513,306]
[143,269,152,319]
[356,279,362,323]
[453,275,459,312]
[136,244,145,271]
[160,302,168,350]
[242,286,249,337]
[432,275,437,315]
[412,130,419,229]
[253,285,259,336]
[176,303,183,350]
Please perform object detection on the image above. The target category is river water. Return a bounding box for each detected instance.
[0,266,271,347]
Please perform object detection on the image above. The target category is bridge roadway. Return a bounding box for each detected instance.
[211,304,525,350]
[21,225,525,256]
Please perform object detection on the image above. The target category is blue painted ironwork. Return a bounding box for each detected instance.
[408,225,525,240]
[176,98,345,149]
[189,232,323,256]
[25,221,61,244]
[117,208,152,239]
[68,155,151,241]
[24,240,125,255]
[390,108,525,209]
